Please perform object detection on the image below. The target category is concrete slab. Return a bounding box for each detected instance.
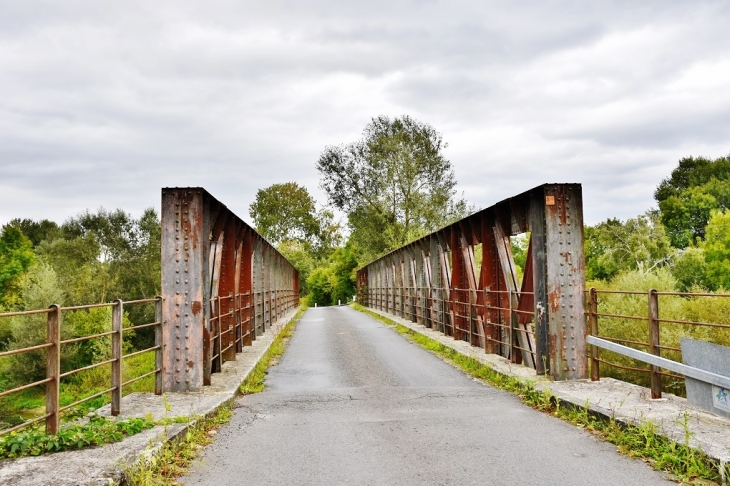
[362,306,730,470]
[682,337,730,420]
[0,307,300,486]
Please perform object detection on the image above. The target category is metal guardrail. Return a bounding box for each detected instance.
[586,287,730,399]
[0,298,162,436]
[587,336,730,390]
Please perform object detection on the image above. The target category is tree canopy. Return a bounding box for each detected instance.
[0,223,35,308]
[654,154,730,247]
[317,115,468,262]
[584,211,672,281]
[249,182,320,246]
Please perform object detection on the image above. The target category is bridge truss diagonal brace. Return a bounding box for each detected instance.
[161,188,299,392]
[356,183,586,381]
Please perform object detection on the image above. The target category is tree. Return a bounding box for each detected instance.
[249,183,340,259]
[6,218,60,247]
[305,244,358,306]
[0,223,35,307]
[655,154,730,247]
[317,115,468,262]
[249,183,320,246]
[277,240,317,296]
[702,210,730,290]
[584,211,673,281]
[671,247,710,292]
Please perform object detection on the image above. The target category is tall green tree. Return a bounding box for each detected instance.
[655,154,730,247]
[249,183,320,246]
[0,223,35,307]
[702,210,730,290]
[584,211,673,281]
[317,115,468,262]
[249,182,340,259]
[6,219,60,247]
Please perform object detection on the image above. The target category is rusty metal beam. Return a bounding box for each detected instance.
[356,183,586,381]
[161,188,299,392]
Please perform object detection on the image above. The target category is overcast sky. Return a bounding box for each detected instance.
[1,1,729,228]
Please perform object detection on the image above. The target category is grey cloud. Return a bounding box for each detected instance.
[1,0,730,228]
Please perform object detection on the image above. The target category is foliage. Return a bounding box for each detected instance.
[123,405,232,485]
[0,208,161,428]
[701,210,730,291]
[317,115,469,262]
[584,211,673,281]
[670,247,710,292]
[250,182,320,247]
[0,223,35,307]
[305,245,358,306]
[655,154,730,247]
[0,415,154,459]
[277,240,317,296]
[5,219,60,247]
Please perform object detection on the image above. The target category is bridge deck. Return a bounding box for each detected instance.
[183,306,672,485]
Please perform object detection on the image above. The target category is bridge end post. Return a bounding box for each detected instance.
[539,184,587,381]
[161,188,206,392]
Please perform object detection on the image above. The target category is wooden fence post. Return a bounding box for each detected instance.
[45,304,61,434]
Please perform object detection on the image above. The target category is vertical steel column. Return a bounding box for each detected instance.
[648,289,662,399]
[111,299,123,416]
[45,305,61,434]
[161,189,206,391]
[542,184,586,380]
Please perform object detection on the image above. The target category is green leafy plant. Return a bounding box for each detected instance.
[0,415,154,459]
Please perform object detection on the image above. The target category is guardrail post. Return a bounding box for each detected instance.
[111,299,123,416]
[589,288,599,381]
[46,304,61,434]
[155,296,163,395]
[648,289,661,399]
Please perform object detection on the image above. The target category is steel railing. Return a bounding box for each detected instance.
[208,288,298,373]
[0,298,162,436]
[361,285,537,366]
[586,288,730,399]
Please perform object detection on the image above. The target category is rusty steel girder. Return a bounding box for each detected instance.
[357,183,586,380]
[161,188,299,392]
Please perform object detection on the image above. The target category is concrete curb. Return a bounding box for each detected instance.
[0,306,302,486]
[359,305,730,472]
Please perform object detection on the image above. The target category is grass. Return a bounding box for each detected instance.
[122,405,233,486]
[123,306,306,485]
[239,305,305,395]
[352,303,728,485]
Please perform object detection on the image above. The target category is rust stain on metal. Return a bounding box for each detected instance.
[549,289,560,311]
[187,359,194,369]
[192,301,202,316]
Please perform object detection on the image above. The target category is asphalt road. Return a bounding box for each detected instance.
[184,306,672,485]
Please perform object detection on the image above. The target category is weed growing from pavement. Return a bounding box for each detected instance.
[122,405,233,486]
[352,303,727,485]
[122,306,306,485]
